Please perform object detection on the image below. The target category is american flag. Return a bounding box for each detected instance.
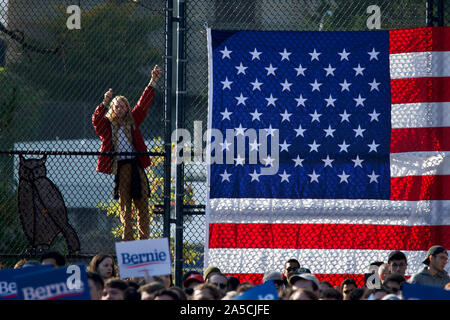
[205,27,450,286]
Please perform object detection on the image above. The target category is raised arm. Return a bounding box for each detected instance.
[92,88,113,138]
[132,65,162,127]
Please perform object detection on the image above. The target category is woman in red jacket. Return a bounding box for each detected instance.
[92,65,162,241]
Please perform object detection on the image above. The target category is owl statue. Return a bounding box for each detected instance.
[17,155,80,254]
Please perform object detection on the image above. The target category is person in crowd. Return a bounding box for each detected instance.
[40,251,66,268]
[383,273,406,297]
[153,288,181,300]
[282,258,300,286]
[139,281,166,300]
[378,263,391,284]
[288,271,320,297]
[387,250,408,276]
[203,265,221,282]
[206,272,229,297]
[168,286,187,300]
[89,253,117,281]
[362,287,390,300]
[319,287,343,300]
[227,276,240,292]
[262,271,285,294]
[340,278,357,300]
[289,288,318,300]
[182,271,205,298]
[14,259,28,269]
[87,271,104,300]
[101,278,129,300]
[409,245,450,288]
[92,65,161,241]
[191,283,223,300]
[318,280,333,294]
[123,287,141,300]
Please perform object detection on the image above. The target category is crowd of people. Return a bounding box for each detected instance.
[9,244,449,300]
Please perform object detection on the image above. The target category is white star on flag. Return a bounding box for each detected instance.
[250,78,263,91]
[221,77,232,90]
[295,64,307,76]
[368,171,380,183]
[338,48,350,61]
[368,47,379,60]
[235,93,248,106]
[249,169,261,182]
[279,170,291,182]
[250,109,262,121]
[265,64,277,76]
[368,140,380,152]
[352,155,364,168]
[322,155,334,167]
[220,108,232,120]
[235,62,248,75]
[308,170,320,183]
[280,109,292,122]
[220,46,232,59]
[353,64,365,76]
[265,94,278,107]
[309,48,321,61]
[338,171,350,183]
[279,48,292,61]
[249,48,262,60]
[292,155,304,167]
[220,170,231,182]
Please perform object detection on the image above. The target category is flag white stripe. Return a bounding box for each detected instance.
[207,248,441,275]
[389,51,450,79]
[391,151,450,177]
[391,102,450,128]
[208,198,450,226]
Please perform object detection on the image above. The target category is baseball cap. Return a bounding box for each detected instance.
[423,245,447,265]
[203,265,221,280]
[388,250,407,263]
[288,270,319,288]
[262,271,283,283]
[183,273,204,287]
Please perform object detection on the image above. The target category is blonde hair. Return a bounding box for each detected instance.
[106,95,131,123]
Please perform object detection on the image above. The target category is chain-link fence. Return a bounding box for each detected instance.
[181,0,448,282]
[0,0,167,268]
[0,0,448,285]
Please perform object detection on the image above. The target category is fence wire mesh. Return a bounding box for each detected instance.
[0,0,167,267]
[0,0,448,283]
[181,0,448,281]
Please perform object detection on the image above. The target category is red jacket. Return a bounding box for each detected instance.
[92,86,154,174]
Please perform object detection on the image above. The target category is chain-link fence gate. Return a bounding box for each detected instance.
[0,0,448,286]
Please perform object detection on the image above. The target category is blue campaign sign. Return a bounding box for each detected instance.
[232,280,280,300]
[14,264,91,300]
[402,282,450,300]
[0,265,52,300]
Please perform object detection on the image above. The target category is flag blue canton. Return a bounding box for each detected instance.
[209,30,391,200]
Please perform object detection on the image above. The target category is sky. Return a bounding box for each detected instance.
[0,0,7,25]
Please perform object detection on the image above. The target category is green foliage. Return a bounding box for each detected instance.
[8,2,164,102]
[97,138,203,266]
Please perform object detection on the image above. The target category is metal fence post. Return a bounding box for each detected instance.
[163,0,174,242]
[174,0,186,287]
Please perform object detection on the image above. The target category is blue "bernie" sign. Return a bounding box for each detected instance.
[0,265,52,300]
[14,264,91,300]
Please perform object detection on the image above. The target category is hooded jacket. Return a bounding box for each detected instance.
[92,86,155,174]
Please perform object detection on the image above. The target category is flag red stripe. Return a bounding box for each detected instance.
[390,77,450,104]
[390,127,450,153]
[389,27,450,53]
[390,175,450,201]
[225,273,366,288]
[208,223,450,249]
